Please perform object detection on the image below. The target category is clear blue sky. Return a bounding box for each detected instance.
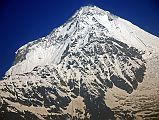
[0,0,159,79]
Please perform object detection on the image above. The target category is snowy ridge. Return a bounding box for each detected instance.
[0,6,159,120]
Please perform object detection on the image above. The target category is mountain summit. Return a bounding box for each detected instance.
[0,6,159,120]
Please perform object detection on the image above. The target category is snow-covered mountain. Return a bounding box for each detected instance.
[0,6,159,120]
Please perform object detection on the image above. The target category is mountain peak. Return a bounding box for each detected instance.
[70,5,118,27]
[77,5,109,16]
[1,5,159,120]
[5,5,159,77]
[80,5,102,11]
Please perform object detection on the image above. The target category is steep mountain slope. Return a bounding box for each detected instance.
[0,6,159,120]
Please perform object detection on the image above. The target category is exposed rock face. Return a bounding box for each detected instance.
[0,6,159,120]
